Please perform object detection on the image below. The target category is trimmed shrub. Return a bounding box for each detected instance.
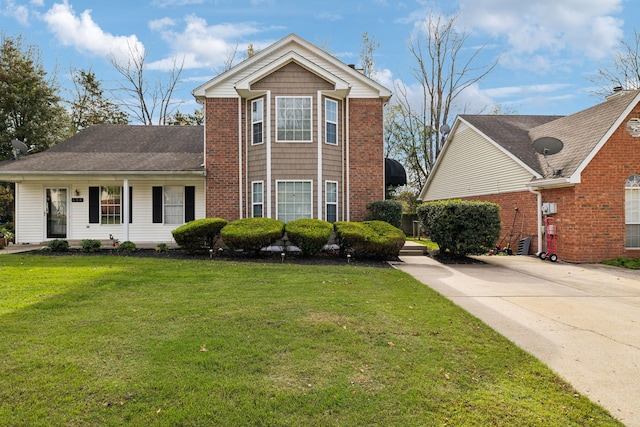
[366,200,403,228]
[172,218,228,254]
[417,199,501,256]
[81,239,102,253]
[285,218,333,256]
[221,217,285,255]
[48,239,69,252]
[334,220,406,260]
[117,241,137,253]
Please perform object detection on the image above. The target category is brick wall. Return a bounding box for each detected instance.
[541,103,640,262]
[205,97,241,220]
[460,191,540,255]
[348,98,385,221]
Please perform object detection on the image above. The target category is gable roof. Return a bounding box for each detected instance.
[192,33,391,101]
[0,125,204,176]
[528,89,640,183]
[459,115,562,175]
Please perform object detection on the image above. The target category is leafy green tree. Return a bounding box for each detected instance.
[166,108,204,126]
[0,34,70,160]
[68,68,128,133]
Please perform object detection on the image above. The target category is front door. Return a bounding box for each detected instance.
[46,188,67,239]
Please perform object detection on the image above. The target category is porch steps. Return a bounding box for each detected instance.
[399,241,427,257]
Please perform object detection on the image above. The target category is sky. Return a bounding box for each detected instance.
[1,0,639,122]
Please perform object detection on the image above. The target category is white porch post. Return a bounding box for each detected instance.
[123,179,129,241]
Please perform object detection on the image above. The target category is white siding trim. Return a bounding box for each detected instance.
[317,91,323,219]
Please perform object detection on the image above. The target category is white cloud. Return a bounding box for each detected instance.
[149,17,175,31]
[147,14,271,71]
[43,1,144,62]
[457,0,624,61]
[1,0,30,25]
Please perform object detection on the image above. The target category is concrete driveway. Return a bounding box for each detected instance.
[393,249,640,426]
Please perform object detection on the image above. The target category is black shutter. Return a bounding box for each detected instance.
[185,186,195,222]
[152,186,163,223]
[129,187,133,224]
[89,187,100,223]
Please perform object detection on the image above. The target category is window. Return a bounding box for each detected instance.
[101,186,121,224]
[153,186,195,224]
[252,181,263,218]
[252,98,263,145]
[277,181,312,223]
[325,99,337,145]
[89,186,131,224]
[626,175,640,248]
[164,186,184,224]
[325,181,338,223]
[276,96,312,142]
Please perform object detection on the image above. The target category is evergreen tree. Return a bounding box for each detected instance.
[0,34,70,160]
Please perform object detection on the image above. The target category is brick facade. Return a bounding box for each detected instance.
[347,98,385,221]
[205,97,240,220]
[539,103,640,262]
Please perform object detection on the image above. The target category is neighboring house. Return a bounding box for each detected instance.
[419,89,640,263]
[0,34,392,245]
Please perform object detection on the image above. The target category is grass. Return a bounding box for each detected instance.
[0,255,621,426]
[602,256,640,269]
[406,236,439,250]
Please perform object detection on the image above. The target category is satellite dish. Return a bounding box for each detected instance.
[440,124,451,136]
[533,136,564,176]
[533,136,563,155]
[10,139,34,160]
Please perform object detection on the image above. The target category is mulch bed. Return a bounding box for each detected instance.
[23,247,395,269]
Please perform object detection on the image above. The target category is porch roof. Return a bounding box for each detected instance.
[0,125,205,175]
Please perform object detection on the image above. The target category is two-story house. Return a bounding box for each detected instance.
[0,34,392,245]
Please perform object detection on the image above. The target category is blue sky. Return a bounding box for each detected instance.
[2,0,639,121]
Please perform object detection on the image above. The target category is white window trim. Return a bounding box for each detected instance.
[252,181,264,218]
[251,98,264,145]
[325,98,338,145]
[276,180,313,222]
[101,186,121,225]
[625,175,640,249]
[275,96,313,143]
[164,185,185,225]
[325,180,338,223]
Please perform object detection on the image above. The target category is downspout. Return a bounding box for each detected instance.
[317,91,323,219]
[528,186,542,256]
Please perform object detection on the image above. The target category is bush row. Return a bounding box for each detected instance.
[172,217,406,260]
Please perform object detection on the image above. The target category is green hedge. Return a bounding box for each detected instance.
[285,218,333,256]
[81,239,101,253]
[172,218,228,254]
[366,200,403,228]
[221,218,285,255]
[334,220,405,260]
[417,200,501,256]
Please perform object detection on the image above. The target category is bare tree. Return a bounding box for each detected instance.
[385,12,498,191]
[109,42,184,125]
[360,31,380,79]
[589,29,640,96]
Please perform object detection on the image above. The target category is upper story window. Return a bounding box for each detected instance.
[276,96,312,142]
[252,98,263,145]
[325,99,338,145]
[626,175,640,248]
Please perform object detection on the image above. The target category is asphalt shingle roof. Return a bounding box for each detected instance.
[459,90,640,180]
[0,125,204,173]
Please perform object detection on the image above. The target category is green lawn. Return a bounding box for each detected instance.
[0,255,621,426]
